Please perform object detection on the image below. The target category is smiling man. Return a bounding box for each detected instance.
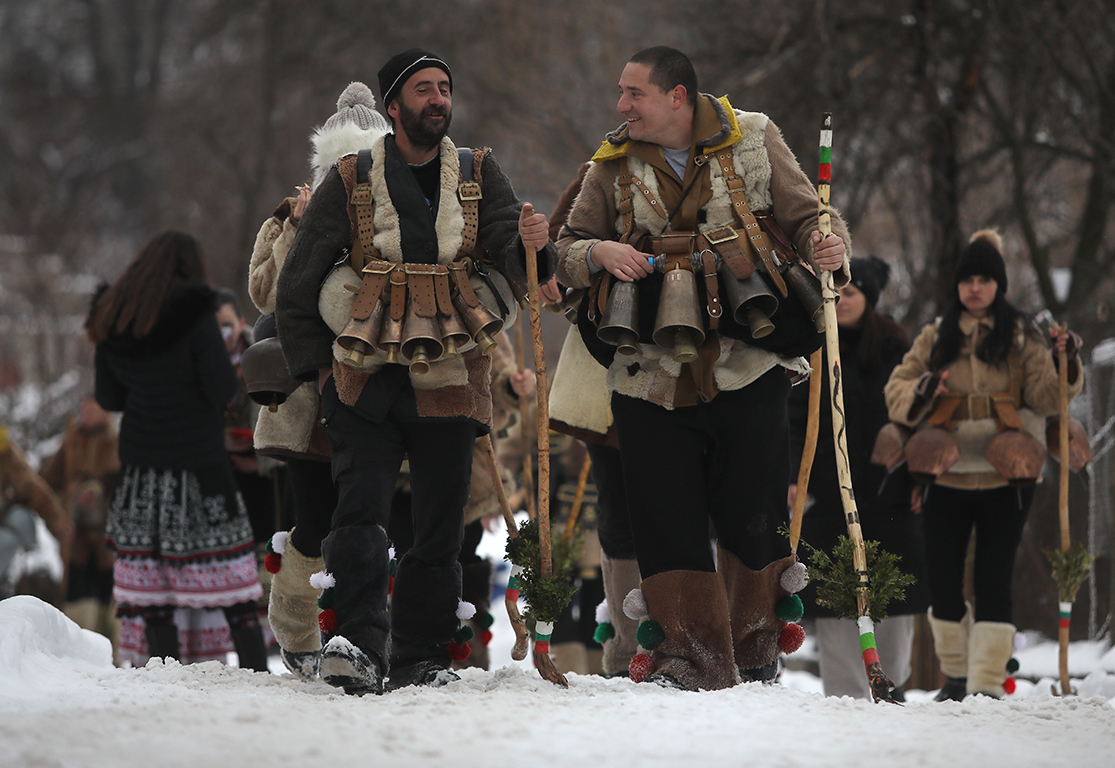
[556,46,851,691]
[276,48,555,695]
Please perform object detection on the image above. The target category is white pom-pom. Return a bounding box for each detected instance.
[310,571,335,590]
[595,599,611,625]
[270,531,289,555]
[337,81,376,111]
[456,600,476,621]
[388,546,396,561]
[780,562,809,594]
[622,589,647,621]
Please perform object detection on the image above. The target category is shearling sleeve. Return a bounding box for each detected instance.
[556,161,619,289]
[275,167,354,380]
[884,323,938,426]
[1019,332,1084,416]
[765,120,851,287]
[476,152,557,290]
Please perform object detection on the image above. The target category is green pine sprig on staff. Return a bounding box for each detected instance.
[1044,542,1095,604]
[505,517,581,625]
[796,532,915,621]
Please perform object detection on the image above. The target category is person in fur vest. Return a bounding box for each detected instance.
[556,47,849,691]
[247,81,391,680]
[884,229,1083,700]
[276,49,556,694]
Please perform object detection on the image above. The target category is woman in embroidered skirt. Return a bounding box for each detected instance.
[88,231,266,670]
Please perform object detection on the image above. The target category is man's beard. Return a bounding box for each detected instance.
[398,101,451,152]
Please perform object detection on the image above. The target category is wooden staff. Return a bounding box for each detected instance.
[513,320,537,519]
[817,114,895,703]
[524,206,567,687]
[479,433,529,660]
[790,349,824,554]
[563,452,593,546]
[1055,325,1073,696]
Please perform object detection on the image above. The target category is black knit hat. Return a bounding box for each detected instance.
[848,255,891,309]
[378,49,452,108]
[954,229,1007,294]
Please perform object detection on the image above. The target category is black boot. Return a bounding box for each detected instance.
[386,554,461,691]
[319,524,391,695]
[934,675,967,702]
[144,623,180,661]
[229,623,269,672]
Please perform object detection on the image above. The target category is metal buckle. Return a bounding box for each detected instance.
[704,226,738,245]
[458,181,482,201]
[350,184,372,204]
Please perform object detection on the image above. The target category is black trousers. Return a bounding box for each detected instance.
[922,483,1034,624]
[610,367,792,578]
[586,443,637,560]
[286,457,338,559]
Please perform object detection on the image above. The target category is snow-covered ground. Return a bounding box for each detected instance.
[2,524,1114,768]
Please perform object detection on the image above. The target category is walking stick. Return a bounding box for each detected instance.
[818,114,896,703]
[790,349,824,554]
[524,207,568,687]
[514,318,537,519]
[563,452,593,546]
[1056,328,1072,695]
[479,434,529,660]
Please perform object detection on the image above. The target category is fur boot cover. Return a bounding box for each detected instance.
[389,554,463,670]
[927,605,972,679]
[319,524,392,676]
[600,553,641,676]
[717,546,796,675]
[639,569,739,691]
[267,530,325,658]
[967,621,1016,697]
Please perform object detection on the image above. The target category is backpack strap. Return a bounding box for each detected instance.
[457,147,486,259]
[712,150,788,297]
[348,148,380,272]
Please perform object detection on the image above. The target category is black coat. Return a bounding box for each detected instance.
[788,325,929,618]
[94,281,238,470]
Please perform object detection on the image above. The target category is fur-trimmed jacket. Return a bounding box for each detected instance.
[247,119,392,460]
[884,312,1083,490]
[556,94,851,409]
[276,133,556,428]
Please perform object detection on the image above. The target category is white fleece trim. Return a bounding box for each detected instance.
[310,122,392,190]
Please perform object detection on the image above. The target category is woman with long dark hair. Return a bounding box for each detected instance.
[789,256,928,700]
[884,230,1082,700]
[89,231,267,671]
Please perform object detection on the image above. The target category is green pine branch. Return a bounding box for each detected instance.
[505,517,582,625]
[1044,542,1095,604]
[796,532,915,622]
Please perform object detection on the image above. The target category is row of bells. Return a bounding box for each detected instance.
[598,255,827,363]
[335,288,504,374]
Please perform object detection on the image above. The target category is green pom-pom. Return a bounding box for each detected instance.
[1007,657,1020,674]
[635,619,665,650]
[265,539,275,555]
[454,624,475,643]
[317,588,334,610]
[593,622,616,644]
[389,558,398,577]
[475,610,494,630]
[775,594,804,622]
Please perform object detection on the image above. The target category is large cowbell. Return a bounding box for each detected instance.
[597,279,641,356]
[401,303,445,375]
[781,262,826,333]
[652,267,704,363]
[720,270,778,339]
[452,290,501,355]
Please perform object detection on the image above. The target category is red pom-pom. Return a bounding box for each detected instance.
[447,640,471,661]
[480,629,493,647]
[629,653,655,683]
[318,608,338,634]
[1003,676,1016,695]
[778,622,805,654]
[264,552,282,574]
[388,575,394,595]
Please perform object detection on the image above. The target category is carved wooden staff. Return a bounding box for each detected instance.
[479,434,529,660]
[790,348,824,554]
[523,206,567,687]
[514,317,537,519]
[817,114,895,702]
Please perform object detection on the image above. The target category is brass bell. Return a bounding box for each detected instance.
[985,429,1047,487]
[782,262,826,333]
[597,279,641,356]
[379,310,404,366]
[903,427,960,484]
[452,292,502,356]
[401,306,445,375]
[870,422,912,472]
[652,267,704,364]
[720,271,778,339]
[336,300,387,369]
[439,312,471,357]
